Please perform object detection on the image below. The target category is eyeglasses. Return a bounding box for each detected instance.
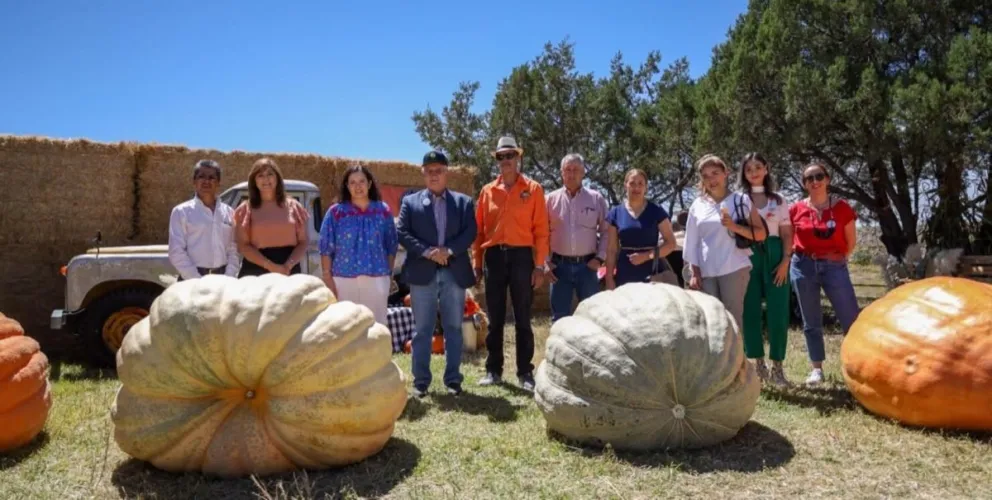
[803,172,827,184]
[195,175,219,181]
[495,151,518,161]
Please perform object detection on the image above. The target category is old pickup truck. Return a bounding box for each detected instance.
[51,180,407,367]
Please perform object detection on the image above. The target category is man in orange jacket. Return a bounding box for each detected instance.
[472,136,550,392]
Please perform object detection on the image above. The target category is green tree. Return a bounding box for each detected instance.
[411,81,493,190]
[412,39,695,206]
[697,0,991,257]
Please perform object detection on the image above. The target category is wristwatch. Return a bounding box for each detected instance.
[537,264,549,272]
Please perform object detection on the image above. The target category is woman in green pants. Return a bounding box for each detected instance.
[738,153,793,387]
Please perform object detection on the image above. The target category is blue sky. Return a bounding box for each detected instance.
[0,0,747,164]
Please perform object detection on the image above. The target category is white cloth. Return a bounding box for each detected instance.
[333,275,391,326]
[683,192,753,278]
[753,194,791,238]
[168,196,240,280]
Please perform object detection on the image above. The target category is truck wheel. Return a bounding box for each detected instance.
[79,287,160,368]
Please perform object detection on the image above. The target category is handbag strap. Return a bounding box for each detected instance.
[652,244,672,274]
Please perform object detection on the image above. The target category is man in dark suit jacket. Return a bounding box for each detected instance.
[397,150,478,398]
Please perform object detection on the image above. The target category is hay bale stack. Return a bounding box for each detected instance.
[0,136,137,357]
[0,134,481,359]
[0,136,135,245]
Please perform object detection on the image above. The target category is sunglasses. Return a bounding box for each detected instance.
[195,174,219,181]
[803,172,828,184]
[495,151,519,161]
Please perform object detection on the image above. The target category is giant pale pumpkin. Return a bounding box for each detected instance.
[535,283,759,450]
[111,274,408,477]
[841,277,992,430]
[0,312,52,452]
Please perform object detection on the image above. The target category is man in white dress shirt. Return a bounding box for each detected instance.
[168,159,241,280]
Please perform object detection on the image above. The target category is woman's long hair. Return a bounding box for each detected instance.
[737,152,783,204]
[339,164,382,204]
[248,158,286,208]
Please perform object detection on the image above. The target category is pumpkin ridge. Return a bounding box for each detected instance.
[536,366,667,412]
[255,315,321,391]
[546,334,668,409]
[266,363,407,434]
[0,382,51,451]
[575,300,673,405]
[260,303,377,392]
[112,387,241,463]
[0,351,49,413]
[0,314,24,342]
[678,304,747,411]
[680,418,702,443]
[261,411,320,469]
[175,400,243,470]
[0,336,41,383]
[683,352,748,411]
[121,311,226,398]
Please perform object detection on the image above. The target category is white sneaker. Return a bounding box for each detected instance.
[805,368,824,386]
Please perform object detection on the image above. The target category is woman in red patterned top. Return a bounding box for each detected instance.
[789,163,862,386]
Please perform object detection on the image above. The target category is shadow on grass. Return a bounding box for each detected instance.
[854,413,992,444]
[556,421,794,473]
[111,437,420,499]
[434,391,525,423]
[0,431,50,471]
[911,426,992,444]
[399,397,429,422]
[49,359,119,382]
[763,382,857,416]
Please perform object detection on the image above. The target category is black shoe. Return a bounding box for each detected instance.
[412,385,429,399]
[519,373,535,392]
[445,383,463,396]
[478,372,502,386]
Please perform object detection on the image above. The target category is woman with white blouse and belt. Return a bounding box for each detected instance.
[683,154,767,333]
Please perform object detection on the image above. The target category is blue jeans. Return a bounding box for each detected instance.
[790,254,861,363]
[409,267,466,389]
[549,260,600,322]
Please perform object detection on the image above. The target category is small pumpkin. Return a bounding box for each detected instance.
[402,335,445,355]
[535,283,759,450]
[0,313,53,452]
[841,277,992,430]
[111,274,407,477]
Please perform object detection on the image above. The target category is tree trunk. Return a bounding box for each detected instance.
[975,156,992,254]
[868,159,911,257]
[889,151,919,244]
[924,158,970,252]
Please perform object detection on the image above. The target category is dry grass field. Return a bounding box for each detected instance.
[2,264,990,499]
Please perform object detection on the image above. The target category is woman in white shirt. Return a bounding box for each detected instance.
[683,154,767,335]
[738,153,793,388]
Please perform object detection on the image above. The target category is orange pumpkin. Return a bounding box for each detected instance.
[402,336,445,355]
[841,277,992,430]
[0,313,53,451]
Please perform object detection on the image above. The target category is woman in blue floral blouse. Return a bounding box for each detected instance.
[319,165,399,325]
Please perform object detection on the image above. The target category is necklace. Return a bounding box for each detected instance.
[751,186,765,193]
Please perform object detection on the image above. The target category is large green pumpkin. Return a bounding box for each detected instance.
[535,283,760,450]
